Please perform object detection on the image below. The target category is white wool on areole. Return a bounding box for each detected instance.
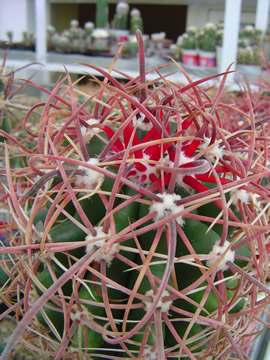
[149,192,185,226]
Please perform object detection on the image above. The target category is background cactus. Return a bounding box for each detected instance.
[47,20,94,54]
[96,0,108,29]
[198,23,217,52]
[112,0,129,30]
[0,30,270,359]
[237,47,263,66]
[22,31,35,48]
[5,30,13,44]
[179,26,198,50]
[130,8,143,35]
[84,21,94,36]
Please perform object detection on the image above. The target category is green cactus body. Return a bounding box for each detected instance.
[36,266,104,351]
[70,273,107,352]
[113,14,128,31]
[113,1,129,30]
[70,185,143,353]
[130,17,143,35]
[113,186,140,261]
[126,222,171,351]
[96,0,108,29]
[0,256,10,287]
[34,260,70,336]
[35,299,65,337]
[71,324,104,353]
[165,321,206,355]
[0,114,11,143]
[85,131,107,158]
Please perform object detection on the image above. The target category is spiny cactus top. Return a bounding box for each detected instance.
[0,30,270,360]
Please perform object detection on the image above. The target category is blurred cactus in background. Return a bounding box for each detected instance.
[22,31,35,48]
[198,22,217,52]
[238,25,262,48]
[237,47,263,66]
[112,0,130,30]
[46,20,96,54]
[5,30,13,44]
[130,8,143,35]
[179,26,198,50]
[96,0,108,29]
[237,25,263,67]
[84,21,94,36]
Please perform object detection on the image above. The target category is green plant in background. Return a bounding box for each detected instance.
[112,0,130,30]
[237,47,263,66]
[84,21,95,50]
[5,31,13,45]
[52,34,70,53]
[169,43,182,61]
[215,23,224,47]
[46,25,56,51]
[130,8,143,35]
[69,19,80,40]
[121,33,145,57]
[47,20,95,54]
[22,31,35,48]
[238,25,262,48]
[84,21,94,36]
[237,25,263,66]
[198,22,217,52]
[0,30,270,359]
[180,26,197,50]
[96,0,108,29]
[67,19,83,53]
[121,41,138,57]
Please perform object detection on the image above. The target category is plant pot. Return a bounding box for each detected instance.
[92,28,110,51]
[93,37,109,51]
[182,49,198,66]
[199,50,216,68]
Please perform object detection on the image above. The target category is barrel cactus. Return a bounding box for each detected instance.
[0,30,270,359]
